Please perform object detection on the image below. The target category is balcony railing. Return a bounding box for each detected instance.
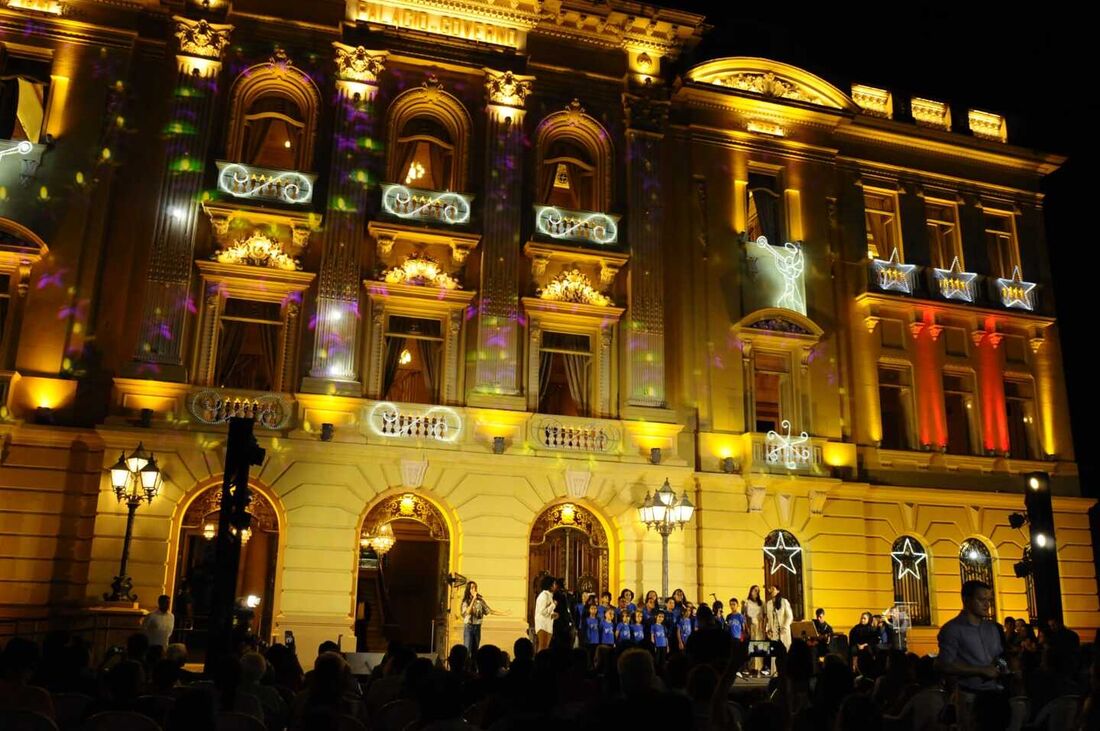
[216,161,317,206]
[365,401,463,443]
[188,388,296,430]
[380,183,472,226]
[534,205,620,246]
[744,429,825,474]
[530,415,621,453]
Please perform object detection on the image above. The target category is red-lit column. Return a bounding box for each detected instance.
[911,318,947,449]
[973,328,1009,454]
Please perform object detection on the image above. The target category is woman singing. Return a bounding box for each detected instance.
[533,575,557,652]
[765,586,794,675]
[461,581,501,657]
[743,584,766,677]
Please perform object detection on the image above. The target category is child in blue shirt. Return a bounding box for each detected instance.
[664,597,681,623]
[583,603,601,647]
[616,612,632,646]
[678,604,695,649]
[641,596,658,625]
[630,609,646,643]
[652,610,669,666]
[600,608,617,647]
[726,597,744,640]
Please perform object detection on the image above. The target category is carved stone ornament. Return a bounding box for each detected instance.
[182,485,278,532]
[485,69,533,107]
[174,16,232,59]
[401,459,428,489]
[334,44,387,83]
[564,469,591,499]
[364,493,449,541]
[713,72,827,106]
[623,92,670,133]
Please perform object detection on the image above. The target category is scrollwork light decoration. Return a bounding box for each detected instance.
[368,402,463,443]
[765,419,812,469]
[535,206,619,245]
[217,162,314,205]
[381,184,471,225]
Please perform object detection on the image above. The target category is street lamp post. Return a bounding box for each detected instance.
[104,442,162,602]
[637,478,695,599]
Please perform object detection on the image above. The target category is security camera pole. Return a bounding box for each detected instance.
[204,417,266,674]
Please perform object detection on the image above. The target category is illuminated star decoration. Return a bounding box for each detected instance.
[755,236,806,314]
[932,256,978,302]
[996,266,1037,310]
[765,419,812,469]
[891,537,927,580]
[763,532,802,575]
[872,248,918,294]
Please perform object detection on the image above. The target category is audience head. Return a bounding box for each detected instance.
[157,594,170,612]
[447,643,468,673]
[513,637,534,663]
[240,651,267,685]
[126,632,149,662]
[617,648,656,697]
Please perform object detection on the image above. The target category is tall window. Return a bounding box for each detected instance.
[537,332,592,417]
[746,172,782,244]
[394,116,455,190]
[753,351,791,433]
[891,535,931,626]
[241,95,306,170]
[1005,379,1037,459]
[216,299,283,391]
[0,50,51,143]
[959,539,995,618]
[878,365,914,450]
[383,315,443,404]
[984,210,1020,279]
[762,530,804,621]
[943,372,976,455]
[925,199,962,269]
[540,139,595,210]
[864,188,902,260]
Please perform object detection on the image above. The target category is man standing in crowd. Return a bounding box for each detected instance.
[936,580,1004,729]
[142,594,175,650]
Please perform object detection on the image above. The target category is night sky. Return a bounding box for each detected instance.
[673,4,1096,498]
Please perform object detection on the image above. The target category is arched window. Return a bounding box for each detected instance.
[534,101,613,213]
[762,529,804,620]
[226,55,321,172]
[385,81,471,193]
[959,538,995,618]
[891,535,931,626]
[393,116,455,190]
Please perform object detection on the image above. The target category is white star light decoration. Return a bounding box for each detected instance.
[872,249,917,294]
[763,532,802,575]
[932,257,978,302]
[891,537,927,580]
[765,419,812,469]
[997,266,1037,311]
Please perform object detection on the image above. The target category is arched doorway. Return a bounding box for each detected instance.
[356,493,450,653]
[527,502,609,625]
[762,530,805,621]
[174,485,279,652]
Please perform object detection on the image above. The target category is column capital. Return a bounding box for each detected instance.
[622,90,670,134]
[484,68,534,108]
[173,16,232,75]
[333,42,388,92]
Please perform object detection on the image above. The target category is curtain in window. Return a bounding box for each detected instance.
[418,339,442,401]
[751,188,781,245]
[382,337,404,398]
[216,320,247,387]
[427,142,446,190]
[538,352,553,402]
[563,354,591,417]
[244,117,277,164]
[257,322,281,392]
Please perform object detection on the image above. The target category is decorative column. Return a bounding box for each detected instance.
[302,44,387,395]
[622,91,670,409]
[128,17,231,381]
[973,329,1009,455]
[470,69,532,406]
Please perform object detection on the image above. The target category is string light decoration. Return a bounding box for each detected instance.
[368,402,463,443]
[996,266,1037,310]
[535,206,619,245]
[891,537,927,580]
[216,162,315,205]
[0,140,33,163]
[538,269,612,306]
[932,256,978,302]
[755,236,805,314]
[765,420,813,469]
[381,254,460,289]
[763,531,802,574]
[872,248,918,294]
[381,184,471,226]
[214,234,301,271]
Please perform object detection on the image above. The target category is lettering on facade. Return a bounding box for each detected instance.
[358,3,521,48]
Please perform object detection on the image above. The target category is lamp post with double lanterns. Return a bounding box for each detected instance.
[637,479,695,600]
[104,443,162,602]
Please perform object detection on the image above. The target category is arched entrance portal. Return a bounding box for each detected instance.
[527,502,609,625]
[356,493,450,653]
[174,485,279,651]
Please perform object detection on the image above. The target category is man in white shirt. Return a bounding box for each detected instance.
[143,594,175,649]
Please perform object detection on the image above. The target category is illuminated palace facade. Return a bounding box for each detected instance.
[1,0,1096,655]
